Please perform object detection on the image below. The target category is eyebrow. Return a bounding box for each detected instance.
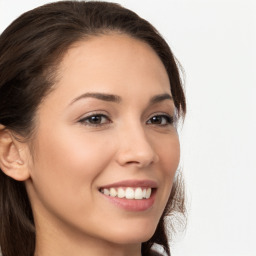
[69,92,121,105]
[69,92,172,106]
[149,93,173,105]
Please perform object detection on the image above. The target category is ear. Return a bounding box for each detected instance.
[0,125,31,181]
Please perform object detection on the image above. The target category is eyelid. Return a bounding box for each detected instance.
[147,112,174,120]
[146,112,174,125]
[76,110,176,128]
[77,110,110,120]
[77,111,112,127]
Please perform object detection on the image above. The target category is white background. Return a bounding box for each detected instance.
[1,0,255,255]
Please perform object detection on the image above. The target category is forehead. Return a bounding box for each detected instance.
[58,34,169,89]
[40,34,171,111]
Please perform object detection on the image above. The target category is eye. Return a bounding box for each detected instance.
[147,114,173,126]
[78,114,111,126]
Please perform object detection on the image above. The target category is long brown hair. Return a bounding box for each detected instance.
[0,1,186,256]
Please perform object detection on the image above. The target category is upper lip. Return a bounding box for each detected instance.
[99,179,158,189]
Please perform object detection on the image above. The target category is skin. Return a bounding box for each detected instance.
[22,34,180,256]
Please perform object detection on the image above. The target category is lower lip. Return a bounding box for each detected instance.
[100,190,156,212]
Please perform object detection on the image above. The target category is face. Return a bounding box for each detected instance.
[25,34,180,248]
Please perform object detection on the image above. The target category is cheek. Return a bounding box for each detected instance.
[28,127,115,213]
[157,132,180,176]
[34,126,113,177]
[156,133,180,203]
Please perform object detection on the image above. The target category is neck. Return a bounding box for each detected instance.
[35,233,141,256]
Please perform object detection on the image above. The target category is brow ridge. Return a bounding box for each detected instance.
[69,92,172,106]
[70,92,121,105]
[149,93,173,105]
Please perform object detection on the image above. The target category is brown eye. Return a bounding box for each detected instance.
[79,114,111,126]
[88,115,104,124]
[147,115,173,126]
[150,116,163,124]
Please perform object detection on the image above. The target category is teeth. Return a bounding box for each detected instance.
[103,188,109,196]
[117,188,125,198]
[125,187,134,199]
[142,188,147,198]
[134,188,143,199]
[101,187,152,200]
[145,188,151,199]
[110,188,117,197]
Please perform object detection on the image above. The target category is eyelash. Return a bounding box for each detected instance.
[78,114,111,127]
[78,113,174,127]
[146,114,174,126]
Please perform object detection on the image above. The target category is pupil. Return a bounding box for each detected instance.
[90,116,101,124]
[152,116,161,124]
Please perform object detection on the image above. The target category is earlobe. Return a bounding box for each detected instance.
[0,125,30,181]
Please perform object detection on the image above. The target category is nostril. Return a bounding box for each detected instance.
[126,160,139,164]
[115,135,159,167]
[125,159,154,168]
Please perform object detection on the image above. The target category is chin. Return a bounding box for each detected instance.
[108,233,154,246]
[102,220,158,245]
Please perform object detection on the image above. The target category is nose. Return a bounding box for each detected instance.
[115,124,159,168]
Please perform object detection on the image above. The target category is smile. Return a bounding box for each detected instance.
[100,187,152,200]
[98,180,157,211]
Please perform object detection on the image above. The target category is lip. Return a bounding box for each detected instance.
[98,179,158,212]
[99,179,158,189]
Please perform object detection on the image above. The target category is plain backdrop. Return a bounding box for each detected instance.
[1,0,256,256]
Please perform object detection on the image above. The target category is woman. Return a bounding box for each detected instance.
[0,1,186,256]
